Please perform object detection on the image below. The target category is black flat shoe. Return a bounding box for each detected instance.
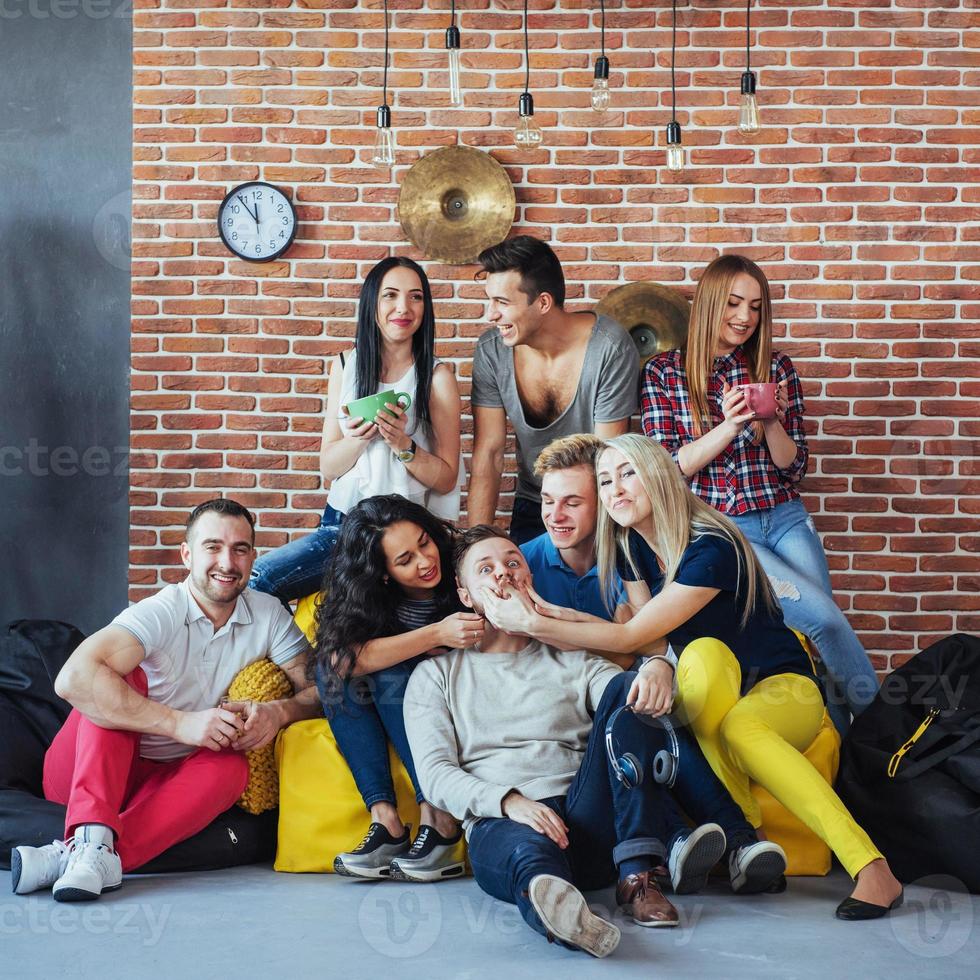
[835,889,904,920]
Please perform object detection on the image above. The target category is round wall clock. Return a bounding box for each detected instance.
[218,181,297,262]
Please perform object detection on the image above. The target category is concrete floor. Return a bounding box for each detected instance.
[3,865,977,978]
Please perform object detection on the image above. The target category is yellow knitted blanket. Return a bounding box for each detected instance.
[227,659,293,814]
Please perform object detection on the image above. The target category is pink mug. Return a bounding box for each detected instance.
[737,382,779,420]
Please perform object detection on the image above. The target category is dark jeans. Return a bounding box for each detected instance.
[467,673,759,941]
[249,504,344,605]
[467,672,686,940]
[509,496,546,546]
[670,720,757,855]
[318,656,426,810]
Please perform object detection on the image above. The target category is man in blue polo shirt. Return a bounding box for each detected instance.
[520,435,634,667]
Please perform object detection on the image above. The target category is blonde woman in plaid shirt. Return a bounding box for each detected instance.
[640,255,877,734]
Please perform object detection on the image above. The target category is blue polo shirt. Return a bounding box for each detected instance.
[617,530,817,695]
[521,533,625,622]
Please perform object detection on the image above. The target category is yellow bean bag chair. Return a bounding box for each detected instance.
[275,718,423,873]
[751,633,842,876]
[275,593,423,873]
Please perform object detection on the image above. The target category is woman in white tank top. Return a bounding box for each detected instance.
[250,257,464,603]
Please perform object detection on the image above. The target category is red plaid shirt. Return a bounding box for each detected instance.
[640,347,808,516]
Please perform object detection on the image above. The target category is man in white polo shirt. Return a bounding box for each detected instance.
[11,498,319,902]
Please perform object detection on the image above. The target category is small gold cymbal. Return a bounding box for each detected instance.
[597,281,690,362]
[397,146,516,264]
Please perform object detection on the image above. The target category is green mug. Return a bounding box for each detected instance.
[344,390,412,424]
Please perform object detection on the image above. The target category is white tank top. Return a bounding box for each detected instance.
[326,350,464,521]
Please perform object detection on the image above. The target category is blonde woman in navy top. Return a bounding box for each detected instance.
[482,435,903,921]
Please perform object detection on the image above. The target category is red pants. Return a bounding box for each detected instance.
[43,668,248,872]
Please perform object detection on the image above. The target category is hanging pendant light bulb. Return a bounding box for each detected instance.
[515,93,542,149]
[592,57,610,112]
[373,105,395,166]
[591,0,610,112]
[739,72,759,134]
[666,120,684,172]
[446,0,463,107]
[738,0,760,133]
[665,0,684,172]
[372,0,395,167]
[514,0,542,148]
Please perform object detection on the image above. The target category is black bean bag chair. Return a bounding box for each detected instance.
[837,633,980,892]
[0,619,277,872]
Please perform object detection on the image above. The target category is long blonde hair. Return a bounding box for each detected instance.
[596,434,777,630]
[685,254,773,442]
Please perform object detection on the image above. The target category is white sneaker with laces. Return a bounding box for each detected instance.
[52,840,122,903]
[11,839,72,895]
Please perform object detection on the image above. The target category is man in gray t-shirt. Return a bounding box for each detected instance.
[468,236,639,544]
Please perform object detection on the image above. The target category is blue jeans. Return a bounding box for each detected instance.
[467,673,689,942]
[249,505,344,605]
[318,656,426,810]
[509,496,546,546]
[731,497,879,734]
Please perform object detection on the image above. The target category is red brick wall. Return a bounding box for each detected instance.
[130,0,979,670]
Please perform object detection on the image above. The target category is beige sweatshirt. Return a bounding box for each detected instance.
[403,639,622,837]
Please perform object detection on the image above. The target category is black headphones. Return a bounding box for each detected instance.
[605,705,679,789]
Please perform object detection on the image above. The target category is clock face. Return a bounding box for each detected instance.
[218,181,297,262]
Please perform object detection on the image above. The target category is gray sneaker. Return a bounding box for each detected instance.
[668,823,727,894]
[527,874,620,957]
[333,823,410,880]
[729,840,787,895]
[389,825,466,883]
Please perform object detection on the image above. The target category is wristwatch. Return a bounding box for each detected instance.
[395,439,416,464]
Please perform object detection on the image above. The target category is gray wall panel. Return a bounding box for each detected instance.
[0,7,132,634]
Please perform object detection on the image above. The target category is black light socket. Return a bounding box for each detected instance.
[376,104,391,128]
[446,25,460,50]
[740,70,757,96]
[519,92,535,118]
[594,55,610,81]
[666,120,681,146]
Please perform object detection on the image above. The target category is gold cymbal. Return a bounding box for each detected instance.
[397,146,516,264]
[597,281,690,362]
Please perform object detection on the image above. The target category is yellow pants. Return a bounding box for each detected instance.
[674,637,882,879]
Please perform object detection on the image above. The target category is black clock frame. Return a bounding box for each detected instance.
[218,181,298,263]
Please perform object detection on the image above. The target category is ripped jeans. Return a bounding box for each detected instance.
[731,498,879,735]
[249,505,345,606]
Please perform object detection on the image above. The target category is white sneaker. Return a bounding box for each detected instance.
[11,840,71,895]
[52,840,122,903]
[667,823,727,894]
[729,840,787,895]
[527,874,620,958]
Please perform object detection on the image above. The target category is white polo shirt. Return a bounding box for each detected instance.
[112,579,310,761]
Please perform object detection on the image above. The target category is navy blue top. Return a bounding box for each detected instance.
[616,530,817,695]
[521,533,626,622]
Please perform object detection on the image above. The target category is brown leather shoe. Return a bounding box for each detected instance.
[615,871,680,928]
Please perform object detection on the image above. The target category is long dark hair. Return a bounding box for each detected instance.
[312,494,459,710]
[354,256,436,429]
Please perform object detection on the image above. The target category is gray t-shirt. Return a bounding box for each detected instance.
[471,314,639,503]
